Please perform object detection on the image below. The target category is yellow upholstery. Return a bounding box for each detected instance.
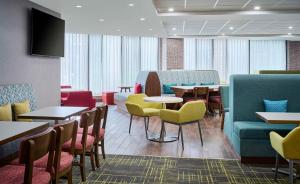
[13,100,32,122]
[125,94,162,117]
[160,100,206,123]
[270,127,300,160]
[0,104,13,121]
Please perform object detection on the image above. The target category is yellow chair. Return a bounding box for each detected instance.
[270,127,300,184]
[160,100,206,149]
[125,94,163,138]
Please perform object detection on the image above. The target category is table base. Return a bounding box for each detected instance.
[147,132,178,143]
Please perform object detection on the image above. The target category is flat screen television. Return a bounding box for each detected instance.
[31,8,65,57]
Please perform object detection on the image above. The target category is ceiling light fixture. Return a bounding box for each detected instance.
[288,33,292,35]
[229,27,234,30]
[172,27,176,31]
[128,3,134,7]
[99,19,104,22]
[75,5,82,8]
[140,17,146,21]
[221,33,225,36]
[117,29,121,32]
[288,26,293,30]
[168,8,174,12]
[148,28,153,31]
[254,6,261,10]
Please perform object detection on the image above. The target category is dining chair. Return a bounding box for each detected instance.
[270,127,300,184]
[185,87,209,112]
[62,109,97,182]
[0,128,56,184]
[125,94,163,138]
[159,100,206,149]
[219,86,229,130]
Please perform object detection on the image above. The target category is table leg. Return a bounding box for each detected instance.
[55,120,59,124]
[147,119,178,143]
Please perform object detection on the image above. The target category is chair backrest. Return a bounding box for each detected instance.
[179,100,206,122]
[19,128,56,184]
[283,127,300,159]
[79,109,97,149]
[220,86,229,109]
[193,87,209,100]
[92,105,108,139]
[53,120,78,174]
[126,94,147,106]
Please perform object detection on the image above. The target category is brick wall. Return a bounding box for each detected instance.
[288,41,300,70]
[166,38,184,70]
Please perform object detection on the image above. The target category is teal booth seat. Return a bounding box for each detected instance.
[224,75,300,161]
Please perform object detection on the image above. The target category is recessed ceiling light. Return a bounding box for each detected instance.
[99,19,104,22]
[229,27,234,30]
[288,26,293,30]
[221,33,225,36]
[128,3,134,7]
[254,6,261,10]
[288,33,292,35]
[173,34,177,36]
[168,8,174,12]
[148,28,153,31]
[75,5,82,8]
[140,17,146,21]
[172,27,176,31]
[117,29,121,32]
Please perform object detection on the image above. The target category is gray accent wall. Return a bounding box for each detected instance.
[0,0,61,108]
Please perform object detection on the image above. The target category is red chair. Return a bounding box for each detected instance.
[61,91,96,110]
[61,85,72,89]
[0,128,56,184]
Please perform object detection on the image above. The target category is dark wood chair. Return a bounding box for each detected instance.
[209,91,222,115]
[0,128,56,184]
[62,109,97,182]
[185,87,209,112]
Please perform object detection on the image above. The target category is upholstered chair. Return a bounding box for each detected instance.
[160,100,206,149]
[270,127,300,184]
[125,94,163,139]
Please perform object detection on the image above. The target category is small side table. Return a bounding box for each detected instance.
[102,91,117,105]
[119,86,132,92]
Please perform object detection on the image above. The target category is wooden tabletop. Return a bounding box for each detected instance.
[0,121,49,145]
[256,112,300,124]
[18,106,88,120]
[144,96,183,104]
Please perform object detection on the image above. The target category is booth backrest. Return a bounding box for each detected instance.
[230,74,300,122]
[259,70,300,74]
[0,84,36,110]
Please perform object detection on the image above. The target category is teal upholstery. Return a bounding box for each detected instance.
[224,75,300,159]
[201,82,215,85]
[182,83,196,86]
[220,86,229,111]
[163,83,177,94]
[263,99,288,112]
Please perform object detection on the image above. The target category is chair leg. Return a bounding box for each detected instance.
[143,117,149,139]
[129,115,133,134]
[146,117,150,131]
[94,142,100,168]
[289,160,294,184]
[101,140,106,159]
[67,167,73,184]
[197,121,203,146]
[90,147,96,171]
[180,125,184,150]
[79,154,86,181]
[221,111,225,130]
[177,126,181,140]
[274,153,279,181]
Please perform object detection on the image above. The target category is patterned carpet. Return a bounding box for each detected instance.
[68,154,290,184]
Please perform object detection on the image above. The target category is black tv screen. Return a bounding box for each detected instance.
[31,8,65,57]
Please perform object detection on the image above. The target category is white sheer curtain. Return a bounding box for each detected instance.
[196,39,213,70]
[184,38,196,69]
[227,40,249,81]
[141,37,158,70]
[102,35,122,91]
[213,39,227,82]
[89,35,102,95]
[61,33,88,89]
[250,40,286,74]
[121,36,140,86]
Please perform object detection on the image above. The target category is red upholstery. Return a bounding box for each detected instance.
[11,152,73,172]
[62,134,95,150]
[0,165,51,184]
[61,91,96,110]
[102,92,116,105]
[134,83,142,94]
[78,127,105,140]
[209,96,221,103]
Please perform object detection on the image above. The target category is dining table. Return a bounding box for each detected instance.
[144,96,183,143]
[18,106,88,124]
[171,85,222,98]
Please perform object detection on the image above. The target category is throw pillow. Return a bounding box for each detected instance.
[201,82,215,85]
[263,99,288,112]
[182,83,196,86]
[163,83,177,94]
[0,104,13,121]
[134,83,142,94]
[13,100,32,122]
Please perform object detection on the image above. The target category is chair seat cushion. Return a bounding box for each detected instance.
[209,96,221,103]
[234,121,297,139]
[143,108,160,116]
[0,165,51,184]
[78,127,105,140]
[62,134,95,150]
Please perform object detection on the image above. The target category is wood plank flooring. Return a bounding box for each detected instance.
[104,106,238,159]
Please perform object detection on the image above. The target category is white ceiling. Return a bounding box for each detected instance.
[30,0,300,39]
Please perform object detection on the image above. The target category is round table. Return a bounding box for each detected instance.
[144,96,183,143]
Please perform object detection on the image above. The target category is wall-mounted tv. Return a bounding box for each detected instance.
[31,8,65,57]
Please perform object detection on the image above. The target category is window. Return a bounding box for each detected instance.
[141,37,159,70]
